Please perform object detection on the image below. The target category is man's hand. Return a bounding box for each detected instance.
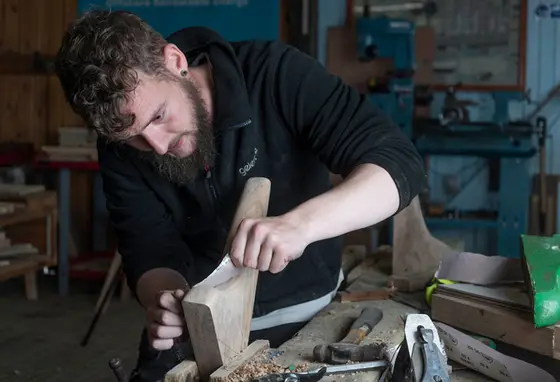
[146,289,187,350]
[230,215,309,273]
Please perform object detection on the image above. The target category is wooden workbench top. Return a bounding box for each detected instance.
[268,299,489,381]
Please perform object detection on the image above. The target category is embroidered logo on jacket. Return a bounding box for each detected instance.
[239,148,258,176]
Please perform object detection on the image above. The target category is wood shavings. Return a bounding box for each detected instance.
[225,353,309,382]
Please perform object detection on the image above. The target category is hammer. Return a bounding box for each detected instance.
[313,307,385,364]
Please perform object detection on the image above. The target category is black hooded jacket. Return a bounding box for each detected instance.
[97,27,426,317]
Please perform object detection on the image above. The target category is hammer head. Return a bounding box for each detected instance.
[313,342,387,364]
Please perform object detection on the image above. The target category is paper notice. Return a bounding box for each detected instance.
[194,254,242,288]
[435,322,556,382]
[435,251,523,285]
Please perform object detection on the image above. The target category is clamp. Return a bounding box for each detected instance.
[390,314,450,382]
[416,325,450,382]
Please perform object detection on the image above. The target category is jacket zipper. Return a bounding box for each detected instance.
[205,168,228,236]
[229,119,252,130]
[204,118,251,234]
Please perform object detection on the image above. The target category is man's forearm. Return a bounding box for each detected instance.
[284,163,400,244]
[136,268,189,308]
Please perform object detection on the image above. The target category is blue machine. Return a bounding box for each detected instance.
[414,92,544,259]
[354,14,544,258]
[356,16,415,137]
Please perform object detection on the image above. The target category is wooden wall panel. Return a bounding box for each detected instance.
[0,0,93,255]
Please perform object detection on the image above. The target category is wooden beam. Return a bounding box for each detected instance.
[0,51,55,74]
[432,293,560,359]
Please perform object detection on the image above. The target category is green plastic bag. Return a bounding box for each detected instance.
[521,234,560,328]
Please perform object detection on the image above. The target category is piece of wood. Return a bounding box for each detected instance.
[165,360,199,382]
[392,196,455,275]
[431,293,560,359]
[181,177,271,381]
[437,283,531,312]
[40,145,98,162]
[337,289,391,303]
[24,270,38,300]
[388,269,437,292]
[209,340,270,382]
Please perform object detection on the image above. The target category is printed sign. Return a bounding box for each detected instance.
[78,0,280,41]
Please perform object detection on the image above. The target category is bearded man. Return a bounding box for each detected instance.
[54,9,426,382]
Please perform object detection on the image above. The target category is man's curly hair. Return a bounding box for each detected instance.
[55,10,170,141]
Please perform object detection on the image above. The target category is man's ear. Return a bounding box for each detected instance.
[162,43,188,77]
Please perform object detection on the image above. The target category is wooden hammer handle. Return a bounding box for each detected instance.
[223,177,271,256]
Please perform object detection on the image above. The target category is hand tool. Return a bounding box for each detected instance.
[108,357,129,382]
[389,314,450,382]
[251,360,388,382]
[313,307,384,364]
[413,325,450,382]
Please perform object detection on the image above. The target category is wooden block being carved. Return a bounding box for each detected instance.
[182,177,271,381]
[209,340,270,382]
[165,360,199,382]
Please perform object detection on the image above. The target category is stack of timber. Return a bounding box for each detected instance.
[0,184,58,300]
[40,126,98,162]
[431,283,560,360]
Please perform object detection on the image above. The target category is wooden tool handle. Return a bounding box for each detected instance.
[223,177,271,255]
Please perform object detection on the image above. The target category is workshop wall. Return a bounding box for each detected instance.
[0,0,92,253]
[316,0,560,254]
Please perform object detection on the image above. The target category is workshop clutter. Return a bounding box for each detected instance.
[0,184,58,300]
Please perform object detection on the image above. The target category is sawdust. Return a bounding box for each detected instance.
[225,353,309,382]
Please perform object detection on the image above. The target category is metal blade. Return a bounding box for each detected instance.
[194,254,242,288]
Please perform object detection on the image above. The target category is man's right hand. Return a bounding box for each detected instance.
[146,289,187,350]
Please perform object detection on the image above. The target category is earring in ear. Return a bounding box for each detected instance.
[180,70,188,77]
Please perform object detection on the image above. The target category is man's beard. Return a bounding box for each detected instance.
[136,78,215,185]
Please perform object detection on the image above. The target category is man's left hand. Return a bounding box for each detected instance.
[229,216,309,273]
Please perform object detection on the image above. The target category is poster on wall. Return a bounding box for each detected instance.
[77,0,280,41]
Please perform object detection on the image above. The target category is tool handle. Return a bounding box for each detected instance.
[109,358,128,382]
[223,177,271,256]
[341,307,383,344]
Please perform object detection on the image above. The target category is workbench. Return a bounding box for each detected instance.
[266,299,488,382]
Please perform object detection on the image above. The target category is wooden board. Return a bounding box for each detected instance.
[181,178,271,380]
[431,293,560,359]
[437,283,531,312]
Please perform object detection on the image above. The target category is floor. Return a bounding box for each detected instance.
[0,274,144,382]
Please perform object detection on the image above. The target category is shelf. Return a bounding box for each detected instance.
[425,218,499,230]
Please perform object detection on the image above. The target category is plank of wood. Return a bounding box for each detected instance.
[437,283,531,311]
[388,269,437,292]
[0,51,55,74]
[41,146,98,161]
[392,196,456,275]
[209,340,270,382]
[164,361,199,382]
[431,293,560,359]
[181,178,271,380]
[0,184,45,197]
[337,289,391,303]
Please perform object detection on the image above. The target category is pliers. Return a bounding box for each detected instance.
[251,367,327,382]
